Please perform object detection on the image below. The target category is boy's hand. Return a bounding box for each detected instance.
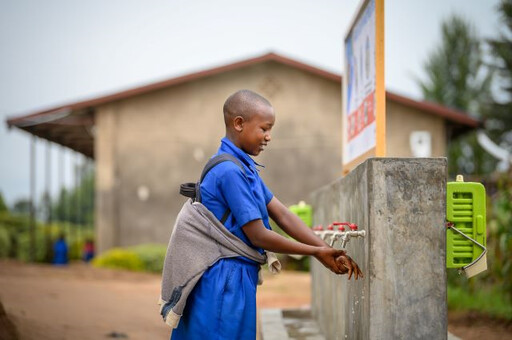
[336,254,364,280]
[314,247,348,275]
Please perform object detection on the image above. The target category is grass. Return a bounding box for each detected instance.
[447,284,512,320]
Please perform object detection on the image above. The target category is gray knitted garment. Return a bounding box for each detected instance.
[159,199,278,328]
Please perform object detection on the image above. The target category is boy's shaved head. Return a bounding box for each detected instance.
[223,89,275,156]
[223,90,272,125]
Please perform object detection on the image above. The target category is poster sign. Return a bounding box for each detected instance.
[342,0,385,173]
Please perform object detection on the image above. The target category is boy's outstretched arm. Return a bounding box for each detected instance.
[266,197,363,280]
[242,219,346,275]
[267,197,325,247]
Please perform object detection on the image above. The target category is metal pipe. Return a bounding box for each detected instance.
[90,159,94,231]
[76,153,81,245]
[69,151,75,254]
[58,145,64,234]
[29,136,36,262]
[45,141,52,262]
[65,149,71,243]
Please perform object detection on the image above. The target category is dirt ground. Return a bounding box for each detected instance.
[0,260,510,340]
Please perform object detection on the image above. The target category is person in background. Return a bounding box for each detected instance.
[82,239,95,262]
[53,233,68,265]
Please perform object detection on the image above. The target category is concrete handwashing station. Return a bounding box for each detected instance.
[290,172,490,279]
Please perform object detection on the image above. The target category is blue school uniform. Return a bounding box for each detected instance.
[53,238,68,265]
[172,137,273,340]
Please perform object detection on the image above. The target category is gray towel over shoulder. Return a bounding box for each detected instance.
[159,199,280,328]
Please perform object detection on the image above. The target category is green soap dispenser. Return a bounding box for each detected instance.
[289,201,313,228]
[446,175,487,278]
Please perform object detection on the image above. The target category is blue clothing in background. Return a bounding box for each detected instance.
[172,138,273,340]
[53,239,68,265]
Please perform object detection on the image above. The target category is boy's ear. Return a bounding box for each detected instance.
[233,116,244,132]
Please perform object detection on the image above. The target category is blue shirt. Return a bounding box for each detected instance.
[200,137,274,253]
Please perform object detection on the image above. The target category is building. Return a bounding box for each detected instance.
[6,53,479,253]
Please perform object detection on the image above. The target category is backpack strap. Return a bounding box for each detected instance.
[199,153,244,183]
[179,153,245,224]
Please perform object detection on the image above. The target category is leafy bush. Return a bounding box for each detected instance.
[92,248,144,271]
[0,226,10,258]
[0,216,94,263]
[448,284,512,320]
[91,244,166,273]
[0,211,29,232]
[128,244,167,273]
[16,229,49,262]
[486,173,512,301]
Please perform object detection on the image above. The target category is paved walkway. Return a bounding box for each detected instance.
[260,308,463,340]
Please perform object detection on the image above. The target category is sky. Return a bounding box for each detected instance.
[0,0,503,206]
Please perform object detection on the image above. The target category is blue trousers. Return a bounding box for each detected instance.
[171,257,259,340]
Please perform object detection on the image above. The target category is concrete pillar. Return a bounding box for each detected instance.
[311,158,447,340]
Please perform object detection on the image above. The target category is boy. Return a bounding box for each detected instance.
[171,89,362,339]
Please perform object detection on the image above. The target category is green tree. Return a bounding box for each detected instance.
[486,0,512,303]
[486,0,512,150]
[52,188,69,222]
[417,15,495,176]
[39,191,52,223]
[0,192,8,213]
[12,198,31,216]
[52,164,94,226]
[487,171,512,301]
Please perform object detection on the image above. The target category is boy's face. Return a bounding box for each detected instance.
[238,104,275,156]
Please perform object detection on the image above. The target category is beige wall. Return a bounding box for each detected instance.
[386,100,446,157]
[94,62,343,252]
[94,61,448,252]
